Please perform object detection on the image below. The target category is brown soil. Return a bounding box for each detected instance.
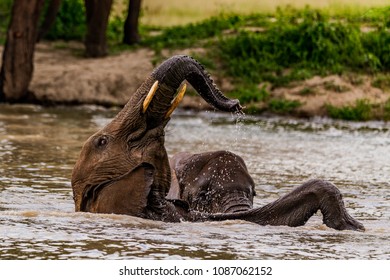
[30,42,154,106]
[1,42,389,116]
[1,42,212,109]
[273,75,389,117]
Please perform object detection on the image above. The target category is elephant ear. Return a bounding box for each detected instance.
[81,163,155,216]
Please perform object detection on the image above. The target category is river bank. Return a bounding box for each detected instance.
[1,41,389,119]
[0,42,215,110]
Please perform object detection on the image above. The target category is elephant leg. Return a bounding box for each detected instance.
[207,179,365,231]
[253,179,364,230]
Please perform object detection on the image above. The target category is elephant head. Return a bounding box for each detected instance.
[71,55,242,219]
[168,151,256,214]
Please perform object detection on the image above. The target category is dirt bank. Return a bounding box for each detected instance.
[0,42,212,110]
[1,42,389,116]
[273,75,389,117]
[31,42,154,106]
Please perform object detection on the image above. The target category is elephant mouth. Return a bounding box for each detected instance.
[220,193,253,213]
[224,203,252,213]
[142,80,187,120]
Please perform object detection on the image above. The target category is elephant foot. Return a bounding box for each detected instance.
[324,213,365,231]
[239,179,365,231]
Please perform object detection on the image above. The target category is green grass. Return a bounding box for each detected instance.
[384,99,390,120]
[141,14,251,51]
[135,5,389,114]
[323,81,350,92]
[268,98,302,114]
[227,84,270,103]
[299,87,316,96]
[217,8,386,85]
[372,73,390,90]
[43,0,86,41]
[326,99,373,121]
[0,0,12,44]
[143,6,377,86]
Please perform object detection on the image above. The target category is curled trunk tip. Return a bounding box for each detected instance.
[148,55,243,117]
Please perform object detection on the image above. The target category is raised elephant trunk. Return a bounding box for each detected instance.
[150,55,242,113]
[118,55,242,131]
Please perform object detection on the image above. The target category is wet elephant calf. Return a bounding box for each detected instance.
[167,151,256,214]
[168,150,365,231]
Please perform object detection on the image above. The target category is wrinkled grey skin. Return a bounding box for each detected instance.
[167,151,256,214]
[72,55,365,231]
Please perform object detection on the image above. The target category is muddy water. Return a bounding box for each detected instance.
[0,104,389,259]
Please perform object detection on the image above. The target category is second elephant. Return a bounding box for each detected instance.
[167,150,364,231]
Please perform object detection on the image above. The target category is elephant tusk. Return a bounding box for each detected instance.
[165,83,187,119]
[142,81,159,113]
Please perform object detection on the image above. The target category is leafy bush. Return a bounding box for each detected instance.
[44,0,86,41]
[361,27,390,70]
[0,0,86,42]
[107,15,124,43]
[0,0,12,23]
[0,0,13,43]
[217,8,381,85]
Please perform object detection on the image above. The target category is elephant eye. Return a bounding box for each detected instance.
[95,135,109,148]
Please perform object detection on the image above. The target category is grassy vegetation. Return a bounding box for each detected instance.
[218,9,388,80]
[43,0,86,41]
[372,73,390,90]
[326,99,373,121]
[0,0,86,43]
[323,81,350,93]
[139,6,390,119]
[228,84,269,103]
[268,98,302,114]
[142,14,248,51]
[0,0,12,44]
[384,99,390,120]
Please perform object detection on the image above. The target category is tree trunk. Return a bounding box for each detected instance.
[36,0,62,42]
[84,0,113,57]
[0,0,45,102]
[123,0,142,45]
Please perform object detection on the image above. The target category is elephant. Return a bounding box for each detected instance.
[167,151,256,214]
[71,55,365,231]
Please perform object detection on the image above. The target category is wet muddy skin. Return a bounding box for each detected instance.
[0,105,389,259]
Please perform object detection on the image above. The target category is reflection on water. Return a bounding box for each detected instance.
[0,104,389,259]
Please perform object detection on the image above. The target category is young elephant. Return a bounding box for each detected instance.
[167,151,256,214]
[167,150,364,231]
[71,55,364,231]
